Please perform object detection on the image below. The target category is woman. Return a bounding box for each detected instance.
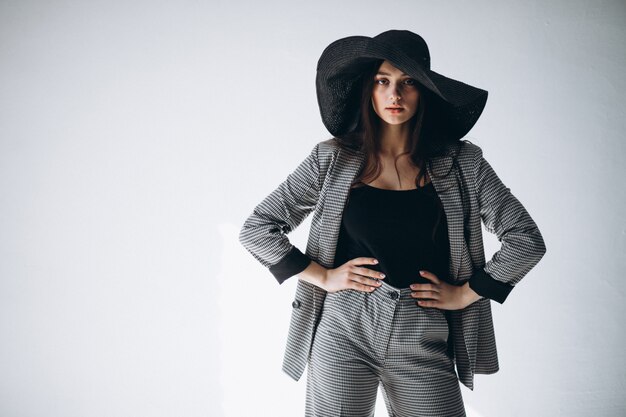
[239,30,546,417]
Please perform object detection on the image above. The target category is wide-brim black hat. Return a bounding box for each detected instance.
[315,29,488,141]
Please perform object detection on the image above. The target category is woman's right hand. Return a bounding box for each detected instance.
[322,257,386,293]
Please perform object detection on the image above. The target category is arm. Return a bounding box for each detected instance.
[238,143,321,284]
[467,146,547,304]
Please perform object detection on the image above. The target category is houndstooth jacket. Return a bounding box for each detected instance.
[239,137,546,390]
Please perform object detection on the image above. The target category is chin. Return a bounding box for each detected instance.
[383,117,412,126]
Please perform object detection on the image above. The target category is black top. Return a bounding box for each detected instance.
[333,181,450,289]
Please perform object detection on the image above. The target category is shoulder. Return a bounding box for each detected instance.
[429,139,483,174]
[433,139,483,161]
[305,138,339,166]
[455,139,486,171]
[458,139,484,159]
[317,137,342,153]
[314,137,359,160]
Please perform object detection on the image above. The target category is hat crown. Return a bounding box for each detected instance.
[374,30,430,70]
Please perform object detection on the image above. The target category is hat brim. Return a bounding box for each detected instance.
[315,36,488,140]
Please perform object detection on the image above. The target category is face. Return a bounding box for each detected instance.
[371,60,420,126]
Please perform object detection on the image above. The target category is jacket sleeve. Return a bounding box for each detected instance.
[238,143,321,284]
[467,146,547,304]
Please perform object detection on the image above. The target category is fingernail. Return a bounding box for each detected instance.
[373,259,379,264]
[419,270,425,275]
[380,273,386,278]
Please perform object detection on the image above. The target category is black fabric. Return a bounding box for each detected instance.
[468,267,513,304]
[332,182,451,289]
[269,245,312,284]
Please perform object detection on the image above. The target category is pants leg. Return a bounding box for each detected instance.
[378,285,466,417]
[305,288,385,417]
[305,325,379,416]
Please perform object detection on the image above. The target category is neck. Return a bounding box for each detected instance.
[377,122,412,157]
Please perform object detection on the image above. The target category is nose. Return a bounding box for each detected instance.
[390,83,402,101]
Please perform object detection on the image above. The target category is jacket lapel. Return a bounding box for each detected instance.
[426,154,465,283]
[316,147,367,269]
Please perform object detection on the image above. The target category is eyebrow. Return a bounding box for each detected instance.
[376,71,410,77]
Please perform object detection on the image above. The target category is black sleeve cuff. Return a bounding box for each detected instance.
[268,245,312,285]
[468,268,514,304]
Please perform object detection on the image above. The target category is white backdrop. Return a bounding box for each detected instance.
[1,1,625,416]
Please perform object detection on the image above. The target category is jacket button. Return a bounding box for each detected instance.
[292,299,301,309]
[389,291,399,300]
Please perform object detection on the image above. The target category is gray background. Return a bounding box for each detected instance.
[1,0,624,416]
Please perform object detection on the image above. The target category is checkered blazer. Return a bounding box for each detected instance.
[239,137,546,390]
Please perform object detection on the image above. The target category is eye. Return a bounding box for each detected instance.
[375,78,387,85]
[403,79,416,86]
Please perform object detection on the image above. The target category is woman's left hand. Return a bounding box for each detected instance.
[410,270,482,310]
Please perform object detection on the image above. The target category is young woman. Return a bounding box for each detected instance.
[239,30,546,417]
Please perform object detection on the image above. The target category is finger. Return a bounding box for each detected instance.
[416,299,440,308]
[411,291,439,300]
[409,283,439,292]
[354,266,386,280]
[350,273,382,288]
[350,280,377,292]
[419,270,441,284]
[351,257,379,266]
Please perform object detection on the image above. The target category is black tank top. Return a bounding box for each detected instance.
[333,182,450,289]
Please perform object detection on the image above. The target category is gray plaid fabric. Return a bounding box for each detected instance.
[239,138,546,391]
[305,279,466,416]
